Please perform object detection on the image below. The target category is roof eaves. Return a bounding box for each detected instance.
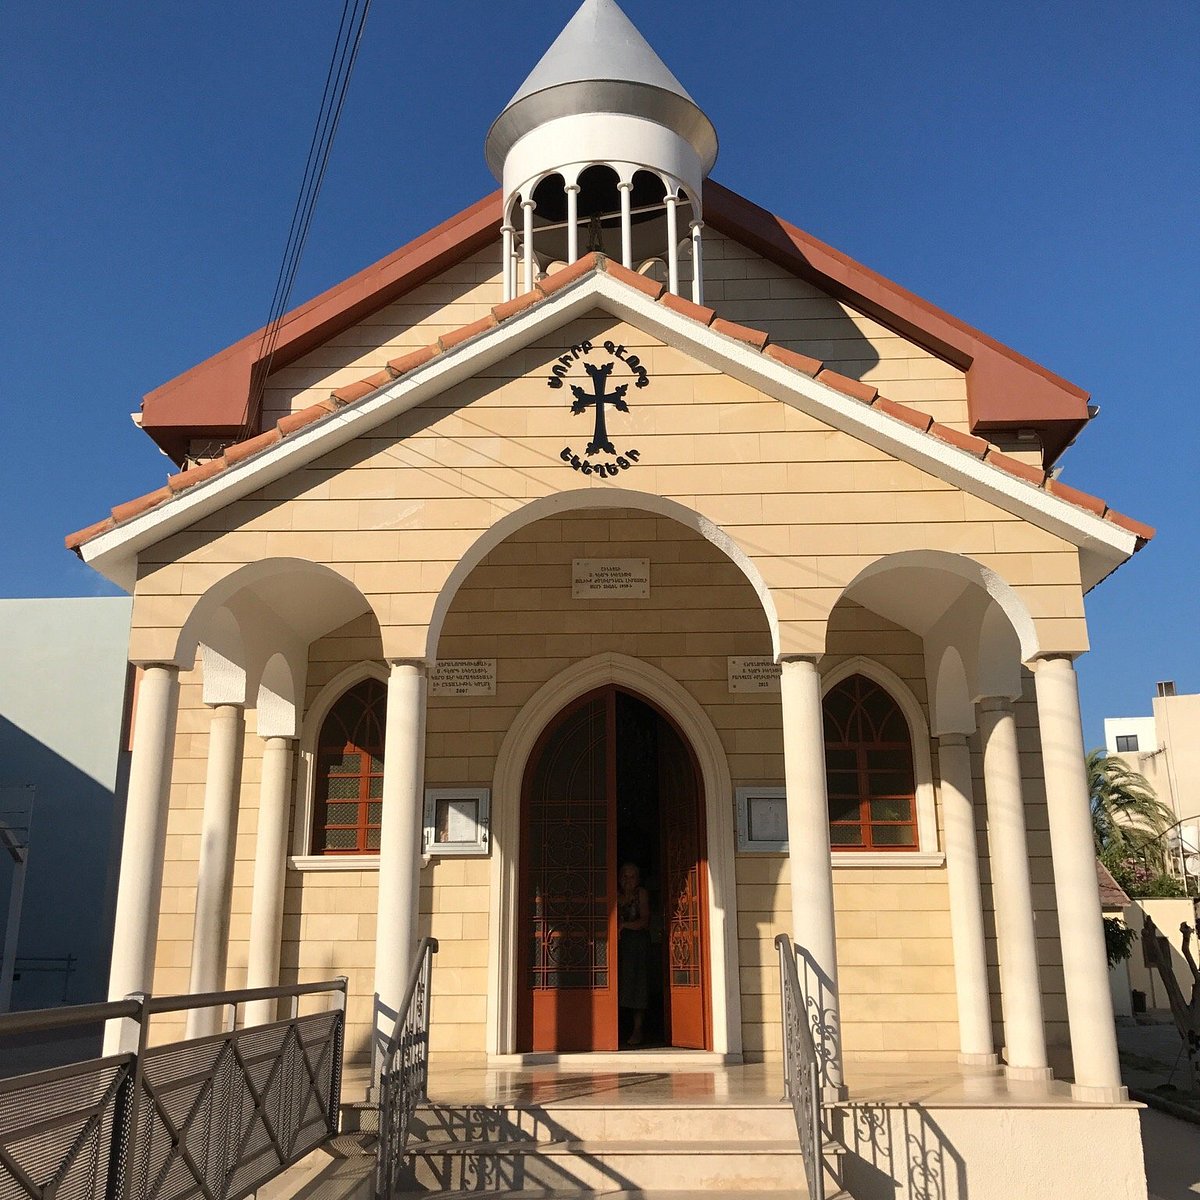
[70,255,1153,564]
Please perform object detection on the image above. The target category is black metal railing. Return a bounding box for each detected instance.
[0,978,346,1200]
[375,937,438,1200]
[775,933,825,1200]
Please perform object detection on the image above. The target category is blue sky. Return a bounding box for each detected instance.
[2,1,1196,745]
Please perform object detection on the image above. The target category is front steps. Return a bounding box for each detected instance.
[386,1098,842,1196]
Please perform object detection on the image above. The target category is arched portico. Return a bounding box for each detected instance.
[821,549,1124,1100]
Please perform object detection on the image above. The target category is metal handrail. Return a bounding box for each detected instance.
[775,933,826,1200]
[0,977,348,1200]
[376,936,439,1200]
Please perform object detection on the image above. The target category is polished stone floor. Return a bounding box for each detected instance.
[422,1055,1097,1109]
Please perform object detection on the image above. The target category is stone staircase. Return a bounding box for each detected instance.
[382,1095,843,1197]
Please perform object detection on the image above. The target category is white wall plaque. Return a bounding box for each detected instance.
[423,787,491,856]
[727,656,782,693]
[736,787,788,852]
[572,559,650,599]
[431,659,497,696]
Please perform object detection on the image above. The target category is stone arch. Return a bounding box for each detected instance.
[174,557,376,670]
[425,489,781,660]
[485,652,741,1058]
[836,549,1040,664]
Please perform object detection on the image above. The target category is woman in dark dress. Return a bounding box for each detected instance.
[617,862,650,1046]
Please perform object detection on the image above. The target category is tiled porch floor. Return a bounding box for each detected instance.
[420,1055,1098,1109]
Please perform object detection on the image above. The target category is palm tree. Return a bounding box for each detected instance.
[1088,749,1175,872]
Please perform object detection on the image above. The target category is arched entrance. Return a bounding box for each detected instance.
[516,685,711,1053]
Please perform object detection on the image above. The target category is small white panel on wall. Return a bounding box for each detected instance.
[431,659,497,696]
[736,786,788,852]
[572,559,650,599]
[727,657,781,693]
[423,787,491,856]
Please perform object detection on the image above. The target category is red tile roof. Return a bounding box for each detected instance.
[67,254,1155,556]
[137,182,1092,467]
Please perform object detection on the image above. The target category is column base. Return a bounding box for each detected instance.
[958,1051,1000,1067]
[1071,1082,1129,1103]
[1004,1064,1054,1082]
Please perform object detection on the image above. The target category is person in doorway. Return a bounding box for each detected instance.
[617,861,650,1046]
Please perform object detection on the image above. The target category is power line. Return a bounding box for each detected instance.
[242,0,373,441]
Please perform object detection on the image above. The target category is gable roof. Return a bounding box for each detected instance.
[71,254,1151,595]
[138,183,1091,467]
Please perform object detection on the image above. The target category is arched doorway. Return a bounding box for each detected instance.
[516,685,711,1052]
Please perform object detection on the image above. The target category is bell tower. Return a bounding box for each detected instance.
[485,0,718,303]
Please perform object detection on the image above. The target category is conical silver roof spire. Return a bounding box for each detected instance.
[485,0,717,180]
[504,0,696,110]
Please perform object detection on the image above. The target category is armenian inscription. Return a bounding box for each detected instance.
[550,340,649,478]
[572,559,650,599]
[430,659,497,696]
[727,656,782,693]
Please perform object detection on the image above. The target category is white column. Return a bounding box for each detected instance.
[501,224,515,302]
[373,660,427,1068]
[780,656,845,1098]
[938,734,998,1065]
[566,184,580,265]
[522,199,535,294]
[104,664,180,1054]
[978,697,1051,1079]
[665,194,680,295]
[244,736,295,1027]
[619,181,633,268]
[690,220,705,305]
[185,703,245,1037]
[1034,656,1127,1101]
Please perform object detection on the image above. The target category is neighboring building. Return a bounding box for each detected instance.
[0,597,133,1010]
[1105,682,1200,880]
[63,3,1156,1189]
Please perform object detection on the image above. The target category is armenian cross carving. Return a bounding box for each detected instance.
[571,361,629,457]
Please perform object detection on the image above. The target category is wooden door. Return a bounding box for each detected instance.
[659,720,709,1049]
[518,690,618,1051]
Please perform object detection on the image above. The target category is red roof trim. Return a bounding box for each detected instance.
[138,192,504,462]
[69,255,1153,555]
[139,181,1092,468]
[702,181,1091,464]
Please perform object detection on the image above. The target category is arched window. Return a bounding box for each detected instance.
[311,678,385,854]
[823,674,917,850]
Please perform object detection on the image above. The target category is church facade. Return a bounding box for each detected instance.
[71,0,1151,1114]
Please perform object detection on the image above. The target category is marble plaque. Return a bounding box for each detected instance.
[727,656,782,693]
[572,558,650,599]
[430,659,497,696]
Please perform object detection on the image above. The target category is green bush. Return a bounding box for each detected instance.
[1103,917,1137,967]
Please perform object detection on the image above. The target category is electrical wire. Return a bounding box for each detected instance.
[242,0,373,440]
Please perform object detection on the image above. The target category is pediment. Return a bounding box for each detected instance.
[72,260,1143,593]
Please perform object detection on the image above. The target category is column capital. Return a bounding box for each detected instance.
[501,222,516,234]
[617,179,632,190]
[1031,652,1081,668]
[386,657,428,674]
[689,219,705,231]
[778,653,821,667]
[937,732,970,748]
[977,695,1015,715]
[129,660,181,673]
[520,197,536,209]
[564,182,580,193]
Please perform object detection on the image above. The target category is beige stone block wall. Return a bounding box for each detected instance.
[131,313,1086,668]
[701,230,971,431]
[258,232,971,436]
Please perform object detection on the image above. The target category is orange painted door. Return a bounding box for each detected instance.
[518,690,619,1052]
[659,724,709,1049]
